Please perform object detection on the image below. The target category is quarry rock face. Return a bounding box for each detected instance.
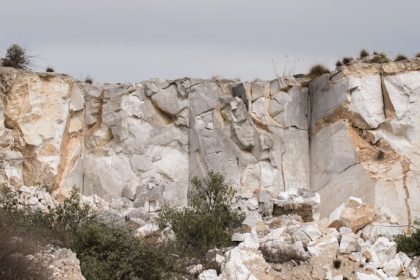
[310,60,420,225]
[1,60,420,224]
[0,68,309,212]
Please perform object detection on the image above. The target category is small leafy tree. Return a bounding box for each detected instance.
[3,44,30,69]
[52,188,95,234]
[159,172,243,254]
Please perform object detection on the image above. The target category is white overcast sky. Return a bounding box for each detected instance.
[2,0,420,82]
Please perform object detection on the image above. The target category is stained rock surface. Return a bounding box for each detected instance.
[0,68,309,213]
[1,60,420,224]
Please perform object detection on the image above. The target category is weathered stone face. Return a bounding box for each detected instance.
[0,70,309,211]
[1,59,420,223]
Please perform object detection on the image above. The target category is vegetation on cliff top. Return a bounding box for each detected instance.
[307,64,330,78]
[3,44,31,69]
[359,49,369,59]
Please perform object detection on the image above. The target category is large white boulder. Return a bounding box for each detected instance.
[219,247,280,280]
[372,237,397,265]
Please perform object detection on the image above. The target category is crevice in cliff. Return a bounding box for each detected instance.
[380,70,397,120]
[279,136,287,191]
[312,105,352,135]
[250,115,271,132]
[87,88,105,133]
[400,158,412,233]
[54,82,84,191]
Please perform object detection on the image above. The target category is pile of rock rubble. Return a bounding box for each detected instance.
[192,190,419,280]
[2,185,420,280]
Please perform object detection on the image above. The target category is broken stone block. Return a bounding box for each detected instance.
[328,197,375,232]
[273,188,320,222]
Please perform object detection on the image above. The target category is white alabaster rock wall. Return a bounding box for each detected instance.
[1,59,420,222]
[0,69,309,212]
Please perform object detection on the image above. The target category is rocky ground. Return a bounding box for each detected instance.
[4,185,420,280]
[30,245,85,280]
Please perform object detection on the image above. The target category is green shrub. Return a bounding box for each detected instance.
[360,49,369,59]
[333,259,342,269]
[307,64,330,78]
[395,224,420,256]
[3,44,30,69]
[74,222,174,280]
[342,57,353,65]
[0,187,177,280]
[394,54,408,61]
[159,172,243,255]
[84,76,93,84]
[370,53,390,64]
[52,188,95,234]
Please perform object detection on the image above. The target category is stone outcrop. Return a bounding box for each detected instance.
[1,59,420,225]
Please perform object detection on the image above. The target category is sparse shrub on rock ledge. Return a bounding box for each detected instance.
[370,52,390,64]
[46,66,55,72]
[394,54,408,62]
[3,44,30,69]
[342,57,353,65]
[307,64,330,78]
[359,49,369,59]
[416,53,420,58]
[336,60,343,67]
[158,172,243,255]
[84,76,93,84]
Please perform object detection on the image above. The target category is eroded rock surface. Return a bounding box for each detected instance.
[0,69,310,212]
[1,59,420,225]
